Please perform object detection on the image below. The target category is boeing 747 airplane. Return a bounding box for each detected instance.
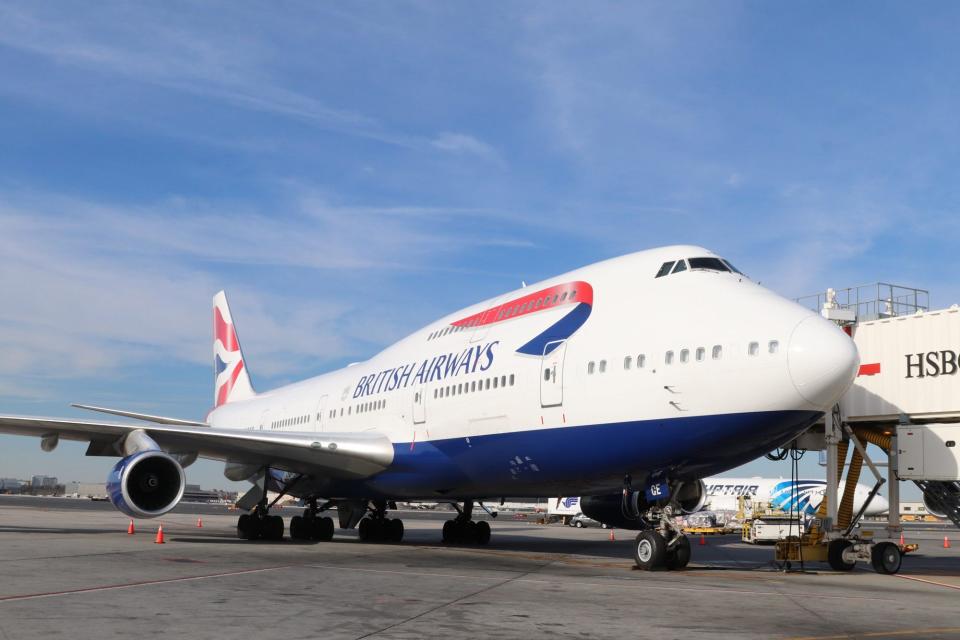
[0,246,859,570]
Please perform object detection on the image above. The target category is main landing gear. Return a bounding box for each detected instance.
[290,498,335,542]
[442,500,491,545]
[356,500,404,543]
[632,496,691,571]
[237,503,285,541]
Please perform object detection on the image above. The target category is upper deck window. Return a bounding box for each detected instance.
[656,261,675,278]
[688,257,730,272]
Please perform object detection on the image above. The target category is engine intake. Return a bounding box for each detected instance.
[580,480,707,529]
[107,451,185,518]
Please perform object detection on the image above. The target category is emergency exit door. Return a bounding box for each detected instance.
[540,340,567,407]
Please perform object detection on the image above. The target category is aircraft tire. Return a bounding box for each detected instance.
[290,515,304,540]
[827,539,856,572]
[871,542,902,575]
[475,520,491,545]
[237,514,260,540]
[665,535,691,570]
[387,518,404,543]
[442,520,455,543]
[358,518,372,542]
[266,515,284,541]
[633,531,667,571]
[318,516,335,541]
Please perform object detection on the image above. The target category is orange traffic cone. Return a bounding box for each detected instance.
[699,533,707,546]
[944,535,951,549]
[127,520,135,535]
[899,532,905,546]
[196,517,203,528]
[154,525,165,544]
[609,529,616,541]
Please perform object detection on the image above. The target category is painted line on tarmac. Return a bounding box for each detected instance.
[787,627,960,639]
[894,573,960,591]
[0,564,296,603]
[304,563,898,602]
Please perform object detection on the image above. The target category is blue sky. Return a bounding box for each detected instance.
[1,3,958,496]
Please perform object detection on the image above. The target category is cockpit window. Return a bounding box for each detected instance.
[722,259,744,275]
[688,257,730,272]
[671,260,687,274]
[655,261,675,278]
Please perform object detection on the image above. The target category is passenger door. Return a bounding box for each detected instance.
[540,340,567,408]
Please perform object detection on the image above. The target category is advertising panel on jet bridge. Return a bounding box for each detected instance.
[844,306,960,422]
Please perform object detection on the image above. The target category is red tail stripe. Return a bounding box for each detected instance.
[858,362,881,376]
[216,360,245,407]
[451,281,593,328]
[214,307,239,352]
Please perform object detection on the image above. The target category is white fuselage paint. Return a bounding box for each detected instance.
[208,246,859,500]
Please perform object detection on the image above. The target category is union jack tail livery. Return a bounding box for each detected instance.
[213,291,255,408]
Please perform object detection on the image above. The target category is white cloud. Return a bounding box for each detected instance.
[431,132,500,162]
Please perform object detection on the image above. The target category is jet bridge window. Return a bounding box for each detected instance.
[688,257,731,272]
[655,261,675,278]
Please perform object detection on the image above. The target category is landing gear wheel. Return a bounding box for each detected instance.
[665,535,691,570]
[871,542,902,575]
[265,515,284,541]
[386,518,404,543]
[358,517,372,542]
[828,539,856,572]
[475,520,491,545]
[237,514,260,540]
[317,516,334,541]
[442,520,455,544]
[290,515,305,540]
[633,531,667,571]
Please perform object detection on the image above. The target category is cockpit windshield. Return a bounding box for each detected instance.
[655,256,746,278]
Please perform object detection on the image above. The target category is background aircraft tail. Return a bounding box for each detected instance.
[213,291,255,407]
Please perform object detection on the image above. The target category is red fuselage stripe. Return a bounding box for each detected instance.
[451,281,593,328]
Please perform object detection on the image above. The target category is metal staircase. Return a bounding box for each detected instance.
[914,480,960,529]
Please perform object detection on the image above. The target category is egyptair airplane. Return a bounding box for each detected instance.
[0,245,859,570]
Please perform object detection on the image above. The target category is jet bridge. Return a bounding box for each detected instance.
[776,284,960,573]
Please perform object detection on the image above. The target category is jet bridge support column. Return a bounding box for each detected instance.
[824,406,841,534]
[887,431,901,537]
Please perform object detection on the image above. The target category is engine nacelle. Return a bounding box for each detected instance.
[581,492,649,530]
[922,490,947,519]
[107,451,186,518]
[675,479,707,515]
[581,480,708,528]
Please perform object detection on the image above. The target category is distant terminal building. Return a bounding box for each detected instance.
[31,475,58,488]
[0,478,25,492]
[182,484,224,503]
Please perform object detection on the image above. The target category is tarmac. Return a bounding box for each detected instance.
[1,497,959,640]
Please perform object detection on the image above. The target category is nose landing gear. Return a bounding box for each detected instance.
[632,498,692,571]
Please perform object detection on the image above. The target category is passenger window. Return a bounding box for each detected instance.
[680,349,689,364]
[471,381,477,392]
[560,292,568,302]
[769,340,779,354]
[599,360,607,373]
[624,356,632,370]
[696,347,705,362]
[493,376,499,389]
[544,369,551,381]
[485,379,491,390]
[588,361,595,375]
[712,345,722,360]
[748,342,759,356]
[501,375,507,387]
[656,261,675,278]
[665,351,674,365]
[509,374,515,386]
[434,389,438,399]
[638,354,646,368]
[671,260,687,274]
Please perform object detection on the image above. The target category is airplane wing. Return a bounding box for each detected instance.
[70,403,210,427]
[0,415,393,480]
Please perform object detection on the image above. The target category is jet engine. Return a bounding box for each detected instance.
[922,490,948,519]
[107,450,186,518]
[580,480,707,529]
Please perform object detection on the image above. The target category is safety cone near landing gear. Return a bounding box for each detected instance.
[609,529,616,541]
[197,517,203,528]
[899,532,905,547]
[127,520,135,535]
[155,525,165,544]
[699,534,707,546]
[945,535,951,549]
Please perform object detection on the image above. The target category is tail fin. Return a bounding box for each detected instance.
[213,291,255,407]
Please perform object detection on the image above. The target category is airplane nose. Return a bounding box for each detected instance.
[787,315,860,409]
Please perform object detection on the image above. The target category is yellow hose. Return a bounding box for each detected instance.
[837,447,863,529]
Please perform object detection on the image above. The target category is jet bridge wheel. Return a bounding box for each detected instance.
[871,542,902,575]
[633,531,667,571]
[827,539,856,572]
